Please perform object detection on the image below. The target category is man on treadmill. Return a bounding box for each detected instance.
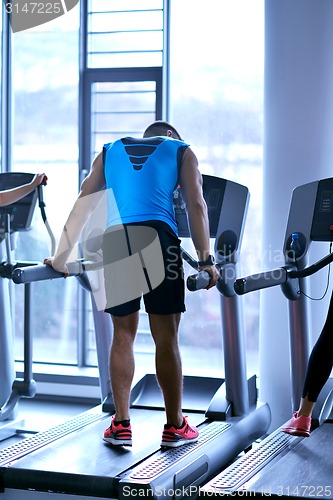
[44,121,219,448]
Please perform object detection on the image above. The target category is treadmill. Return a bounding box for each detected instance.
[199,177,333,498]
[0,173,42,440]
[0,175,270,500]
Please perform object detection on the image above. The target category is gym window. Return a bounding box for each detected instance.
[0,0,264,387]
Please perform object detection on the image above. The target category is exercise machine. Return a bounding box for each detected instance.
[199,177,333,498]
[0,172,44,440]
[0,175,270,500]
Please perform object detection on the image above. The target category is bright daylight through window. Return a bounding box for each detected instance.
[170,0,264,376]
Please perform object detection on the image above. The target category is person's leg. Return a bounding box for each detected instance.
[148,312,198,447]
[297,396,315,418]
[110,311,139,421]
[103,309,139,446]
[282,341,329,437]
[300,294,333,408]
[149,312,183,427]
[283,291,333,437]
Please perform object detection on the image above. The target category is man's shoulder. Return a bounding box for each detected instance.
[104,136,190,150]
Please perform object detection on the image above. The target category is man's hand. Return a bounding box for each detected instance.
[44,257,69,278]
[201,265,220,290]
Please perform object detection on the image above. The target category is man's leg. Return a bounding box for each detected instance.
[110,311,139,421]
[149,312,183,427]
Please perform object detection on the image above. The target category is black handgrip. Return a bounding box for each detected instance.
[288,252,333,279]
[37,184,44,204]
[234,268,288,295]
[187,270,211,291]
[4,213,10,233]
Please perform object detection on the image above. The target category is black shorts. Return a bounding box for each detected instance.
[102,220,185,317]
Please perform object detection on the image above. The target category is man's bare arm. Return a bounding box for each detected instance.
[179,148,211,262]
[179,148,219,288]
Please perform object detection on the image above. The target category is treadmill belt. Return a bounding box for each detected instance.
[5,409,167,476]
[1,408,204,498]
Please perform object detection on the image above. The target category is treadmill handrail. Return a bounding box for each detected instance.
[12,249,201,287]
[234,268,288,295]
[187,270,212,291]
[234,251,333,295]
[288,251,333,279]
[12,261,84,284]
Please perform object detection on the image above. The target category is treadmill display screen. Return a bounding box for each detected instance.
[311,178,333,241]
[0,173,38,233]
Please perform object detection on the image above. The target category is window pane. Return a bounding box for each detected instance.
[170,0,264,377]
[88,52,162,69]
[89,0,163,12]
[90,31,163,53]
[89,11,163,33]
[94,81,156,113]
[87,2,163,68]
[12,12,80,365]
[91,80,156,156]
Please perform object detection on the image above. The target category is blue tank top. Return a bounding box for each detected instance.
[103,136,189,235]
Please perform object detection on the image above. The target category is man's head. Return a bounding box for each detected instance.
[143,120,183,141]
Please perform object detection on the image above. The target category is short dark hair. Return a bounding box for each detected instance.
[143,120,183,140]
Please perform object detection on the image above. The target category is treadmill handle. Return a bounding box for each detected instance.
[235,251,333,296]
[187,270,211,291]
[288,251,333,279]
[12,261,83,284]
[234,268,288,295]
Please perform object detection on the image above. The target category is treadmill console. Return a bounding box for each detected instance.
[0,173,38,233]
[311,178,333,242]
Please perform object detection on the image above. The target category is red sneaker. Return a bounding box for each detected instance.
[103,416,132,446]
[161,416,199,448]
[282,411,311,437]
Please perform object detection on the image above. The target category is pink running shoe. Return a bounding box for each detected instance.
[161,416,199,448]
[282,411,311,437]
[103,416,132,446]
